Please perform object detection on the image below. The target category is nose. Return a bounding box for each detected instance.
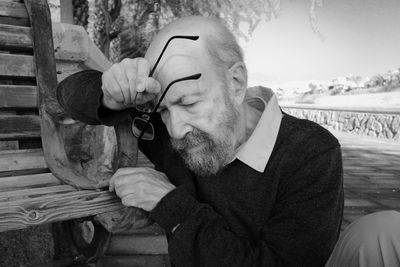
[164,109,191,139]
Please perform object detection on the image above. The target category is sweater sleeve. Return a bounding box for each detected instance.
[150,145,343,267]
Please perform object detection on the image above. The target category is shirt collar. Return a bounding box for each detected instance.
[235,87,283,173]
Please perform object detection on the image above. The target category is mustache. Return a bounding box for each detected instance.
[170,128,214,152]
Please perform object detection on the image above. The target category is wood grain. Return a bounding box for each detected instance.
[0,53,35,77]
[0,184,76,202]
[0,85,37,108]
[0,148,46,172]
[0,189,125,232]
[0,16,29,27]
[0,1,28,19]
[0,172,60,192]
[0,114,40,140]
[0,23,32,49]
[13,0,154,236]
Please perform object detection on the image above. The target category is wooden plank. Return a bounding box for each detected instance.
[0,23,32,49]
[0,140,18,150]
[0,16,29,27]
[0,172,60,192]
[0,54,35,77]
[0,148,46,172]
[0,167,49,178]
[0,1,28,19]
[0,84,37,108]
[0,114,40,140]
[0,189,124,232]
[0,184,76,202]
[0,132,40,140]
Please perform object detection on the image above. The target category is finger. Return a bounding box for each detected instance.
[116,183,138,199]
[143,77,162,94]
[135,58,152,93]
[112,64,131,105]
[114,167,142,176]
[102,73,124,103]
[124,63,138,104]
[121,194,139,208]
[134,78,162,106]
[135,91,156,106]
[109,168,133,192]
[111,174,130,195]
[109,173,117,192]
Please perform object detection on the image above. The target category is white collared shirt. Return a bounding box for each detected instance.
[235,87,283,172]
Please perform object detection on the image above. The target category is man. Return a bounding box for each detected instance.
[57,16,400,267]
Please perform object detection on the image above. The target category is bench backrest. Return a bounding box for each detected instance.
[0,0,129,232]
[0,0,44,177]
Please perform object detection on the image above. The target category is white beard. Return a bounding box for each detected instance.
[171,91,239,176]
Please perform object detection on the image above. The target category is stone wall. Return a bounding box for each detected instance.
[282,108,400,141]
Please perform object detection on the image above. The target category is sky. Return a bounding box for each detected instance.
[240,0,400,88]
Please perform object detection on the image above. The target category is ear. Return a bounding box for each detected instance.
[228,62,248,105]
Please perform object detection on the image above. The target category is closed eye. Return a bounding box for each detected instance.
[183,102,196,106]
[181,101,199,109]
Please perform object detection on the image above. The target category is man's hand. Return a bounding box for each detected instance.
[101,58,162,110]
[109,167,175,212]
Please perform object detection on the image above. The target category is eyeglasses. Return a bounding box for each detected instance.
[132,35,201,141]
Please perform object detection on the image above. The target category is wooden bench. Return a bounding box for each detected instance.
[0,1,168,265]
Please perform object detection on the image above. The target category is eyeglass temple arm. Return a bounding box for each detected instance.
[149,35,199,77]
[137,73,202,141]
[152,73,201,113]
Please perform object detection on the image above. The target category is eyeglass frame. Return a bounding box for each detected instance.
[132,35,201,141]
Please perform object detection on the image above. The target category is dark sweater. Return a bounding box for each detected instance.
[57,70,344,267]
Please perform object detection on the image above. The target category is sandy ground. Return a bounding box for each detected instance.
[0,223,74,267]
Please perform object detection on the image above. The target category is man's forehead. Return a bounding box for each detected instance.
[145,19,212,67]
[154,54,201,81]
[146,36,205,67]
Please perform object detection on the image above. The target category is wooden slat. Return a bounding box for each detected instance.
[0,172,60,192]
[0,1,28,19]
[0,85,37,108]
[0,16,29,27]
[0,189,124,232]
[0,140,18,150]
[0,53,35,77]
[0,23,32,49]
[0,168,49,178]
[0,184,76,202]
[0,114,40,140]
[0,148,46,172]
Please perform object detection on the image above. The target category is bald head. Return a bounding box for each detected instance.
[145,16,246,79]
